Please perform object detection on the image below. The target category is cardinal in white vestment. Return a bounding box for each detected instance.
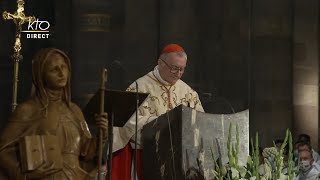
[108,44,205,180]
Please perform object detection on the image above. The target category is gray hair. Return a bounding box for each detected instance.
[159,51,188,61]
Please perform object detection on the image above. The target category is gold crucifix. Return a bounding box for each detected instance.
[3,0,35,112]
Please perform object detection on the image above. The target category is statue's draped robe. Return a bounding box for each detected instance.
[111,67,204,180]
[0,98,97,180]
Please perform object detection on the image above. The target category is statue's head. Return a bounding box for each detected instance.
[31,48,71,106]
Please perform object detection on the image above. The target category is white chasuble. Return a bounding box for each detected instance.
[113,67,204,152]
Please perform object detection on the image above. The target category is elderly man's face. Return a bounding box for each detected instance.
[158,53,187,85]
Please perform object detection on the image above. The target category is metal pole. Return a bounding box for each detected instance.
[2,0,35,111]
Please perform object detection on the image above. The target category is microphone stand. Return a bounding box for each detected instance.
[107,112,114,180]
[133,81,139,180]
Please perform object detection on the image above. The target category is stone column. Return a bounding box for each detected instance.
[250,0,293,147]
[71,0,112,107]
[293,0,319,149]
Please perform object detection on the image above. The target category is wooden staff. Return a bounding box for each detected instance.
[98,68,107,180]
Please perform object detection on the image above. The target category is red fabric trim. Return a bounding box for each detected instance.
[106,143,143,180]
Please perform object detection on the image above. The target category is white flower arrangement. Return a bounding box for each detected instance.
[210,125,296,180]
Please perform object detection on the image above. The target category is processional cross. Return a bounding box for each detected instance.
[3,0,35,112]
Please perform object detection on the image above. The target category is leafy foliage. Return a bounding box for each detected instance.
[210,125,294,180]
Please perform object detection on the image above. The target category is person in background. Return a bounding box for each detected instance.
[293,134,320,166]
[294,149,320,180]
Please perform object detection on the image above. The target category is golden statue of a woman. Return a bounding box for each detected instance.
[0,48,108,179]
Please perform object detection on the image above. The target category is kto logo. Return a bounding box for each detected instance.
[22,19,50,39]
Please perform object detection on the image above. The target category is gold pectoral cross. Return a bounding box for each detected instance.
[3,0,35,111]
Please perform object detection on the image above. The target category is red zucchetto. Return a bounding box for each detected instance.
[161,44,185,54]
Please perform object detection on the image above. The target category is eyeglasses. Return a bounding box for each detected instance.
[161,59,185,74]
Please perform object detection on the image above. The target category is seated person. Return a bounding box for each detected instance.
[294,149,320,180]
[295,142,320,165]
